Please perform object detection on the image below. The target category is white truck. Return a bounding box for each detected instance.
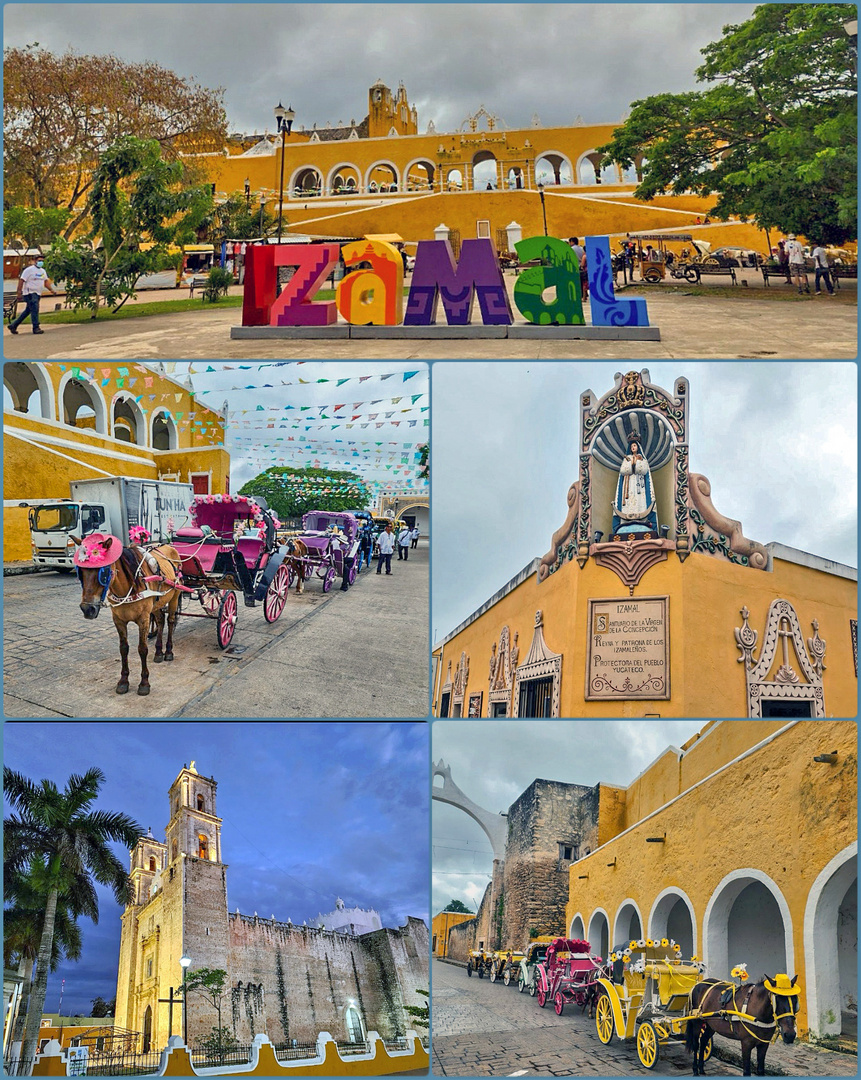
[25,476,195,572]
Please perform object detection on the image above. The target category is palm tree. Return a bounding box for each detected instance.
[3,766,142,1075]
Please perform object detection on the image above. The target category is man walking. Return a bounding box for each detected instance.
[376,523,395,575]
[397,523,411,561]
[410,525,420,550]
[785,234,809,295]
[810,241,835,296]
[8,255,57,335]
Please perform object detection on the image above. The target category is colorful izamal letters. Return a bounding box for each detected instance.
[241,235,649,328]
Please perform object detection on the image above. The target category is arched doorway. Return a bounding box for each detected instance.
[329,164,361,195]
[804,845,857,1038]
[152,408,178,450]
[445,169,464,192]
[569,913,586,939]
[405,159,435,192]
[535,151,573,187]
[587,909,610,959]
[291,166,323,196]
[142,1005,152,1052]
[613,900,643,947]
[345,1005,364,1043]
[112,394,145,444]
[649,888,696,958]
[60,373,108,433]
[366,161,399,193]
[3,362,55,419]
[472,151,499,191]
[705,870,793,980]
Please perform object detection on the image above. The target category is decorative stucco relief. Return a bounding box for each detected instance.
[512,610,562,717]
[689,473,768,569]
[538,481,581,581]
[735,600,826,717]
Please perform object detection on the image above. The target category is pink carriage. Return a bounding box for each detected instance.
[292,511,359,592]
[535,937,603,1015]
[170,494,291,647]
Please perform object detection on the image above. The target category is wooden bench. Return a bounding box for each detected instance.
[689,263,738,285]
[4,291,19,320]
[188,275,211,298]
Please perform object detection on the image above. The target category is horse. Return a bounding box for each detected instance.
[282,537,309,594]
[75,535,181,696]
[686,975,800,1076]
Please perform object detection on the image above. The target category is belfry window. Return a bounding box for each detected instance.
[149,856,157,871]
[198,834,209,860]
[171,840,178,861]
[197,794,205,812]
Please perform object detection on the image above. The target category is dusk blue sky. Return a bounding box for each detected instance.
[3,721,429,1016]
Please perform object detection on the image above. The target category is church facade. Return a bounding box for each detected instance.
[114,764,428,1053]
[432,370,857,718]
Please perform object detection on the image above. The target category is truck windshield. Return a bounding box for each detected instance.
[34,505,79,532]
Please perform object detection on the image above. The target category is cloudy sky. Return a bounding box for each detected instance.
[4,3,758,135]
[4,721,428,1016]
[432,362,857,639]
[432,719,704,915]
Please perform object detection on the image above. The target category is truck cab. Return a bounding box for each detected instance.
[27,501,109,570]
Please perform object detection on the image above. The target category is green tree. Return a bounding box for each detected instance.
[45,136,213,316]
[240,466,372,521]
[196,1026,240,1063]
[417,444,429,481]
[3,765,143,1075]
[197,191,278,245]
[90,995,115,1018]
[178,968,232,1060]
[598,4,857,243]
[3,207,71,251]
[443,899,473,914]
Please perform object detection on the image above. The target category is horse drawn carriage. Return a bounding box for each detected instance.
[170,494,291,647]
[490,949,525,985]
[517,937,554,995]
[466,948,494,978]
[286,511,359,592]
[535,938,603,1015]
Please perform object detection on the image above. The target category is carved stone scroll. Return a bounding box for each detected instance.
[539,481,581,582]
[688,473,768,570]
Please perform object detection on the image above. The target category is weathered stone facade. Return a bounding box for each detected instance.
[115,764,427,1052]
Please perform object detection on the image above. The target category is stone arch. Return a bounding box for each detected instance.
[445,168,464,192]
[472,150,499,191]
[395,501,428,533]
[569,912,586,939]
[344,1004,365,1043]
[327,162,362,195]
[289,165,323,196]
[111,392,146,445]
[141,1005,152,1052]
[587,907,610,960]
[704,869,794,981]
[149,856,157,872]
[535,150,574,186]
[404,157,436,192]
[613,898,644,947]
[198,834,209,859]
[804,843,857,1037]
[3,362,55,420]
[576,150,618,185]
[151,407,178,450]
[58,370,108,434]
[431,759,507,862]
[365,159,400,193]
[649,887,697,958]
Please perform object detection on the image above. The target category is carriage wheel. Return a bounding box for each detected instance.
[348,562,358,585]
[504,968,512,986]
[518,975,526,993]
[477,965,483,979]
[643,267,662,283]
[554,992,564,1016]
[264,565,290,623]
[536,984,547,1008]
[322,566,336,593]
[286,563,297,588]
[201,588,221,616]
[702,1034,713,1062]
[528,979,537,997]
[636,1021,660,1069]
[216,590,238,648]
[490,966,498,983]
[467,963,473,978]
[595,993,614,1044]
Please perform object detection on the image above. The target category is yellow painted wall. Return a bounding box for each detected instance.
[3,363,229,561]
[433,551,857,718]
[431,910,476,956]
[564,720,857,1034]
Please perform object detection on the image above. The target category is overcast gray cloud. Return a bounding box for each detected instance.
[432,362,857,640]
[4,4,757,135]
[431,719,704,915]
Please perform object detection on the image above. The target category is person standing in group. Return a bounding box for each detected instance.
[785,234,809,294]
[810,240,835,295]
[357,522,373,571]
[8,255,57,335]
[410,525,420,550]
[568,236,588,301]
[376,523,395,575]
[397,523,411,561]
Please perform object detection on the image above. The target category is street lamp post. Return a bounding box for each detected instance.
[274,102,295,244]
[180,954,192,1047]
[537,183,548,236]
[259,192,266,237]
[244,177,250,209]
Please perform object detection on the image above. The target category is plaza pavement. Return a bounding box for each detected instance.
[2,542,428,718]
[3,279,856,360]
[431,960,857,1077]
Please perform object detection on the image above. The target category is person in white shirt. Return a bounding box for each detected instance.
[785,234,809,294]
[410,526,420,550]
[375,523,395,575]
[397,524,411,561]
[810,241,835,295]
[8,256,57,335]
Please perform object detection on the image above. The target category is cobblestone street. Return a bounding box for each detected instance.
[431,961,857,1077]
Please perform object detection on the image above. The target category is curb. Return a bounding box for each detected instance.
[4,563,54,576]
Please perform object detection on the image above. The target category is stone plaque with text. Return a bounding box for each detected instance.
[586,596,670,700]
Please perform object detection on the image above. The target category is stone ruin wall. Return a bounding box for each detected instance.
[446,858,504,961]
[226,912,427,1044]
[501,779,601,950]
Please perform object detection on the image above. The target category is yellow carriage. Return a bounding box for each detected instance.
[594,938,710,1069]
[466,948,493,978]
[490,948,526,986]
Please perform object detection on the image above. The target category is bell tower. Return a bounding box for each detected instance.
[165,761,222,866]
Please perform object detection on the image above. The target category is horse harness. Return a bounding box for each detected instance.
[693,982,799,1045]
[79,549,179,608]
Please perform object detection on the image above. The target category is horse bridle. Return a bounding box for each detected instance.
[704,982,799,1045]
[76,564,113,607]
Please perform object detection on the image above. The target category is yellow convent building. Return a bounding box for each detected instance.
[193,80,770,254]
[3,362,230,562]
[432,370,857,718]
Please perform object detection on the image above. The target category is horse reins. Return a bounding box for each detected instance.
[695,982,798,1045]
[88,548,181,608]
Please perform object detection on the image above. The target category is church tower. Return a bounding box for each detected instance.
[368,79,418,138]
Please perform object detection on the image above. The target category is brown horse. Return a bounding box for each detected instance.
[283,537,309,594]
[76,539,181,696]
[686,976,800,1076]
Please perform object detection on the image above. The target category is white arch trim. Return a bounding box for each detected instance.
[587,906,610,956]
[649,886,698,957]
[4,361,57,421]
[535,148,575,180]
[326,161,362,191]
[569,911,586,939]
[612,897,644,947]
[110,391,147,446]
[288,165,324,192]
[57,370,108,434]
[150,407,178,450]
[803,842,857,1037]
[364,159,401,189]
[703,868,794,981]
[403,156,436,187]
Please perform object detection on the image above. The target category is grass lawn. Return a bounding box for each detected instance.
[37,295,244,325]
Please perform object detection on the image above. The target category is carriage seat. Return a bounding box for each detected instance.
[174,543,222,574]
[174,526,205,539]
[235,536,265,565]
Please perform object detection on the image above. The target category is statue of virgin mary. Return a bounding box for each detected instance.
[611,431,658,539]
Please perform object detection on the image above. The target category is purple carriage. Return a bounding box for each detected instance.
[295,511,360,591]
[170,494,291,647]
